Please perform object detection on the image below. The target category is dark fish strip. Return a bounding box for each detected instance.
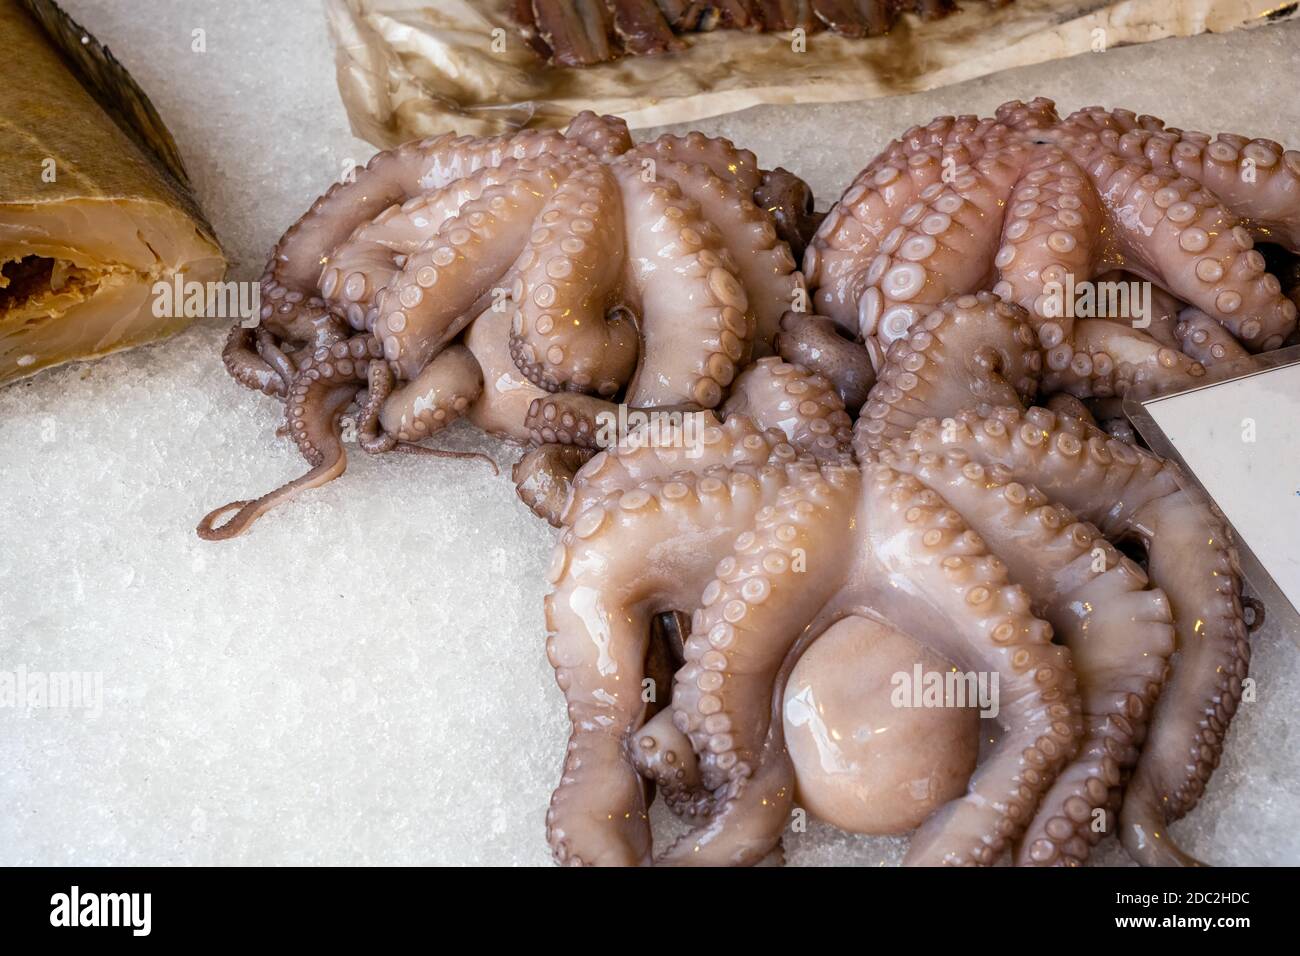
[655,0,705,30]
[715,0,763,29]
[857,0,898,36]
[512,0,555,59]
[608,0,683,55]
[755,0,821,31]
[811,0,867,37]
[524,0,995,62]
[533,0,616,66]
[913,0,959,20]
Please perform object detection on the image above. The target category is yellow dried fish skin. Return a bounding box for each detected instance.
[0,1,225,385]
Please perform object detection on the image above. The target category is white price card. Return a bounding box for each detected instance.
[1126,346,1300,634]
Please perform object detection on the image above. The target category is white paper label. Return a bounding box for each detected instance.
[1141,361,1300,617]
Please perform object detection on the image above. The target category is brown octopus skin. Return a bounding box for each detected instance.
[806,99,1300,401]
[204,112,812,538]
[775,309,877,410]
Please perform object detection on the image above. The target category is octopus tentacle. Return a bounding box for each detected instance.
[753,167,825,263]
[562,111,634,161]
[867,144,1030,348]
[1049,394,1136,446]
[321,162,533,318]
[1092,274,1186,350]
[627,132,762,194]
[1045,318,1205,398]
[376,159,577,378]
[613,161,752,409]
[1016,542,1172,865]
[895,404,1248,866]
[222,325,287,398]
[544,462,800,865]
[461,305,548,442]
[1119,486,1248,866]
[1169,133,1300,250]
[252,289,346,366]
[508,163,638,393]
[992,149,1106,349]
[722,357,855,460]
[775,310,877,411]
[562,413,799,522]
[642,156,804,353]
[628,706,708,819]
[805,144,950,332]
[1175,306,1252,368]
[1059,123,1296,350]
[1067,108,1300,252]
[887,446,1174,866]
[512,443,594,527]
[858,466,1082,866]
[350,350,497,471]
[856,293,1040,453]
[356,359,398,454]
[662,462,860,865]
[198,336,384,540]
[261,128,580,336]
[255,328,299,393]
[1044,392,1095,426]
[524,392,622,448]
[418,127,591,192]
[377,344,483,445]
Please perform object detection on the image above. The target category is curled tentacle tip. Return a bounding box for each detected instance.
[196,500,255,541]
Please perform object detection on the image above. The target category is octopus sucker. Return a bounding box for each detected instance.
[203,111,814,538]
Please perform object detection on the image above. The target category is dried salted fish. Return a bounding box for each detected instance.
[0,0,225,385]
[516,0,1002,65]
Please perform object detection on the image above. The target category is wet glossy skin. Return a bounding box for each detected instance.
[783,615,979,834]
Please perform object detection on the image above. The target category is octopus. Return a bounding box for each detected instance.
[542,293,1256,867]
[802,98,1300,420]
[198,112,811,540]
[514,1,1014,66]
